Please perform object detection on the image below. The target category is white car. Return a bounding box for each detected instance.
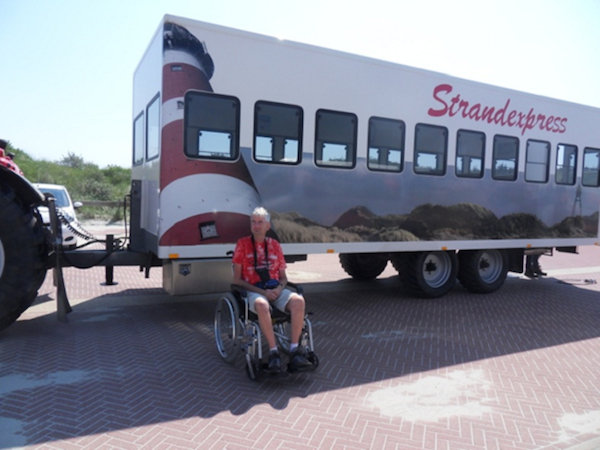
[34,183,83,248]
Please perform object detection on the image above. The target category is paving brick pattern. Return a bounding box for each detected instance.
[1,239,600,449]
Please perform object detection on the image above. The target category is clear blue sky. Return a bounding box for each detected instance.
[1,0,599,169]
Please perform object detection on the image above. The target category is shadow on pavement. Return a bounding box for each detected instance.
[1,274,599,447]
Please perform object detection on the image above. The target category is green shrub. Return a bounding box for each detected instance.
[7,143,131,222]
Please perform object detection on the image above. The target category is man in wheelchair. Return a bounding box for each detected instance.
[232,207,313,374]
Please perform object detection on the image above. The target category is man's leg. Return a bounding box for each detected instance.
[285,293,305,345]
[285,294,311,369]
[249,294,281,373]
[253,296,277,349]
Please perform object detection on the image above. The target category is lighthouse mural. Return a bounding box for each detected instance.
[158,23,262,247]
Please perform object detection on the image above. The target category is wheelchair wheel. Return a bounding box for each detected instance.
[245,354,262,381]
[214,293,240,363]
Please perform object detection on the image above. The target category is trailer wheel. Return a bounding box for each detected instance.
[393,251,458,298]
[339,253,388,280]
[458,249,508,294]
[0,183,47,331]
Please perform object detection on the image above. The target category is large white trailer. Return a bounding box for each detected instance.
[128,15,600,298]
[129,14,600,298]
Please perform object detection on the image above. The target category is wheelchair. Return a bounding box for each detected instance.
[214,282,319,380]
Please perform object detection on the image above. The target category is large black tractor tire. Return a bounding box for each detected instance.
[392,251,459,298]
[0,183,48,331]
[339,253,388,280]
[458,249,508,294]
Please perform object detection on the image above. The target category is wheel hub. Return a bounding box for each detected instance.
[479,258,491,270]
[425,259,437,273]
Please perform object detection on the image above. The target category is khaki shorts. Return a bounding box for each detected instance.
[247,288,295,314]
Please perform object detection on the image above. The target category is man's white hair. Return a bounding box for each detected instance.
[252,207,271,223]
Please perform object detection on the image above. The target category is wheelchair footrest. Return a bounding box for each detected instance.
[287,351,319,374]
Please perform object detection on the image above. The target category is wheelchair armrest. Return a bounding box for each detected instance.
[231,282,303,295]
[286,281,304,294]
[231,284,248,297]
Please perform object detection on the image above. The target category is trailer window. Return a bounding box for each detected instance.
[367,117,405,172]
[315,109,357,168]
[525,139,550,183]
[254,101,303,164]
[146,94,160,161]
[555,144,577,185]
[184,91,240,160]
[414,124,447,176]
[456,129,485,178]
[133,112,144,166]
[582,147,600,187]
[492,135,519,181]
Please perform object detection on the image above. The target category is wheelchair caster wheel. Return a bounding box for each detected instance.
[308,352,319,370]
[245,355,262,381]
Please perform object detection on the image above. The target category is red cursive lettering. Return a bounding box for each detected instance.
[428,84,452,117]
[427,83,568,135]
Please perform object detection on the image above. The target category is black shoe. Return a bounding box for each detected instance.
[289,347,312,371]
[524,270,537,278]
[535,267,547,276]
[268,351,281,374]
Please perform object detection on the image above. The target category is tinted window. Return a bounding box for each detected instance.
[184,91,240,160]
[414,123,447,176]
[367,117,405,172]
[133,112,144,166]
[315,109,357,168]
[254,101,303,164]
[146,94,160,161]
[555,144,577,185]
[582,147,600,187]
[492,135,519,181]
[456,129,485,178]
[525,139,550,183]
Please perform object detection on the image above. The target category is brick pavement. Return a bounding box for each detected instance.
[1,237,600,449]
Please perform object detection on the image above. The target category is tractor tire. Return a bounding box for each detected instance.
[339,253,388,280]
[0,182,48,331]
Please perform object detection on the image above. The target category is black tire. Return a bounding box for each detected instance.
[339,253,388,280]
[0,183,48,331]
[393,251,458,298]
[390,255,403,273]
[458,249,508,294]
[214,293,240,363]
[307,351,319,370]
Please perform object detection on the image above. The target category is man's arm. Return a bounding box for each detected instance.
[278,268,288,289]
[232,263,284,301]
[232,263,261,293]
